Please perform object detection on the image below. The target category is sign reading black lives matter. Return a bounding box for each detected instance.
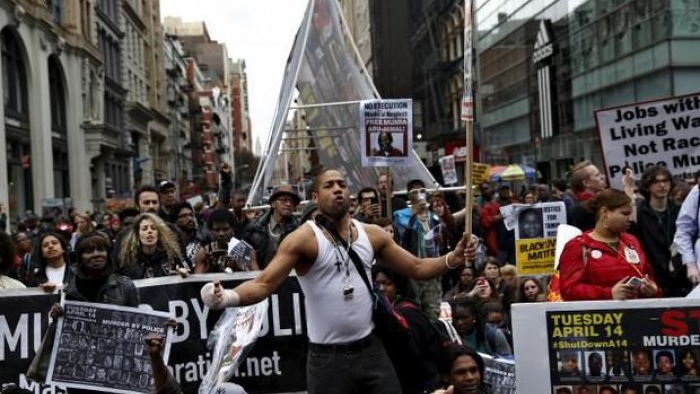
[359,99,413,167]
[47,301,172,394]
[547,305,700,393]
[596,92,700,188]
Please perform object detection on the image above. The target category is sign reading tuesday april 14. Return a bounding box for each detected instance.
[596,92,700,188]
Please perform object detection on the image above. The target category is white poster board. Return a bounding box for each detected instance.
[359,99,413,167]
[595,92,700,188]
[439,155,458,185]
[513,298,700,393]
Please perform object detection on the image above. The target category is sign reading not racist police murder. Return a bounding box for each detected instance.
[596,92,700,188]
[47,301,173,394]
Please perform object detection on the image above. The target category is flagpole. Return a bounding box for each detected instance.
[462,0,475,242]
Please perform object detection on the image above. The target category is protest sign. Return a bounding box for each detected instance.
[135,274,307,394]
[47,301,172,394]
[473,163,490,185]
[439,155,458,185]
[227,237,254,270]
[0,290,63,393]
[482,354,516,394]
[360,99,413,167]
[200,301,269,394]
[513,298,700,393]
[42,198,71,219]
[595,92,700,188]
[501,202,566,275]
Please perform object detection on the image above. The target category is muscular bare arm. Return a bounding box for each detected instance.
[201,225,315,308]
[367,224,476,280]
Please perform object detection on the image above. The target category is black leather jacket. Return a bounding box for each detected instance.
[243,210,299,269]
[63,268,140,307]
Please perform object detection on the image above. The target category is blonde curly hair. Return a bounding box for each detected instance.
[119,213,182,270]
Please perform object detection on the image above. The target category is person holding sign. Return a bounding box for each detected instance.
[559,189,661,301]
[200,169,478,394]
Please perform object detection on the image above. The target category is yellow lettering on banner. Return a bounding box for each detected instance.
[516,238,556,276]
[550,313,625,339]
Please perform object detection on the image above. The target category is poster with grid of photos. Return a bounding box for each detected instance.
[46,301,172,394]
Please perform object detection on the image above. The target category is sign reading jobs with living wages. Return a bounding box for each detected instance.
[513,299,700,393]
[596,92,700,188]
[360,99,413,167]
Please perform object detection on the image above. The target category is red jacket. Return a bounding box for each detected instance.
[479,201,501,256]
[559,232,662,301]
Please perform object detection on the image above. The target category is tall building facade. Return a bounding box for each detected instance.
[477,0,700,181]
[121,0,169,188]
[164,33,192,190]
[229,59,251,152]
[91,0,131,201]
[0,0,95,225]
[163,16,233,191]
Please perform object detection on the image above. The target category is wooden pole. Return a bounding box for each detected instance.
[464,121,473,241]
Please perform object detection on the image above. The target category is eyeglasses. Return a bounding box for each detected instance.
[276,197,295,205]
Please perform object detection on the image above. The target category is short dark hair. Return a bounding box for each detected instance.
[406,179,425,192]
[118,207,140,223]
[357,187,379,200]
[311,169,338,193]
[134,185,159,206]
[174,202,194,215]
[655,350,674,363]
[207,209,235,228]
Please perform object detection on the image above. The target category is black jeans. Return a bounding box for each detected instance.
[306,333,401,394]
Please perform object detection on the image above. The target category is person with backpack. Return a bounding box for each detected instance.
[374,265,458,394]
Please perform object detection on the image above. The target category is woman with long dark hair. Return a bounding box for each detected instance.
[28,232,72,292]
[515,277,546,303]
[560,189,661,301]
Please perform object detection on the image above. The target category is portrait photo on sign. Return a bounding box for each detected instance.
[558,350,583,379]
[584,351,606,378]
[369,131,407,157]
[518,207,544,239]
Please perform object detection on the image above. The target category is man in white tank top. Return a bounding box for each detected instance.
[201,169,477,394]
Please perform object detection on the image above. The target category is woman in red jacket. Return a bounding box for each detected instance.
[560,188,661,301]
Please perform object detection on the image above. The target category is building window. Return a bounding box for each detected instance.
[1,29,29,118]
[46,0,62,24]
[48,56,66,135]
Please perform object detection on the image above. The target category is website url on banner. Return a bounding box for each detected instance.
[233,351,282,378]
[552,339,628,349]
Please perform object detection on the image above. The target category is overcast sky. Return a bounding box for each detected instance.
[160,0,308,155]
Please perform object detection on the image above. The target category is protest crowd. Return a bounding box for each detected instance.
[2,161,700,394]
